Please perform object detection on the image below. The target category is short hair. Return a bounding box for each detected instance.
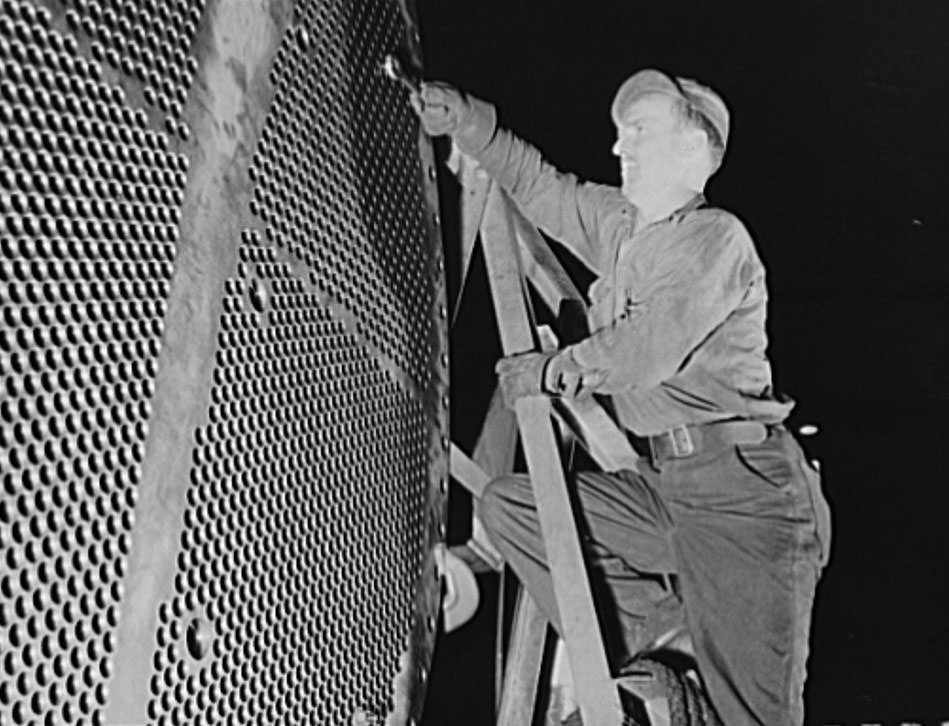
[674,98,725,173]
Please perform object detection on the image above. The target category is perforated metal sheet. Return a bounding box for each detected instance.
[0,0,448,724]
[255,0,437,393]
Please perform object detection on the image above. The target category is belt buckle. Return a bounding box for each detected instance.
[669,424,694,457]
[650,424,695,461]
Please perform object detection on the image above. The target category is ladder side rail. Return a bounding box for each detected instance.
[480,183,624,726]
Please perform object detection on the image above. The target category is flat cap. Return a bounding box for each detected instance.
[611,69,730,149]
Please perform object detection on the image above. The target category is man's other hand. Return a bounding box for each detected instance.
[545,350,606,401]
[495,350,606,408]
[494,352,554,409]
[410,82,470,137]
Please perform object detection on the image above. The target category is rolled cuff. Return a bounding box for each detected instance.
[570,336,636,393]
[453,96,498,155]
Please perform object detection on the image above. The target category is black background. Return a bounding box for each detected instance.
[415,1,949,723]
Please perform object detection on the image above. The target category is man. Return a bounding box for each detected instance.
[412,69,831,726]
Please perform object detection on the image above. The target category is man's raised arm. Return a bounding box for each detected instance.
[411,82,625,275]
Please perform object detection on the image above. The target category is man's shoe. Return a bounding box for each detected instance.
[558,658,723,726]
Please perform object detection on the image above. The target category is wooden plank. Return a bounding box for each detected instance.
[514,396,624,726]
[510,202,583,310]
[480,183,623,726]
[468,385,517,570]
[471,385,519,482]
[447,151,512,567]
[495,590,548,726]
[534,325,639,474]
[481,185,536,349]
[449,441,492,498]
[448,144,492,315]
[555,398,640,473]
[508,194,640,474]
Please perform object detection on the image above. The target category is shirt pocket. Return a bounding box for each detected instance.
[619,288,646,319]
[614,256,649,317]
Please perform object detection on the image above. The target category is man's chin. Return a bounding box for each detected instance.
[621,182,639,204]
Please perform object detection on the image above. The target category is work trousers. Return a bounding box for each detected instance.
[479,425,831,726]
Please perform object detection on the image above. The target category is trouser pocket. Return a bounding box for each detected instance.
[734,440,794,489]
[801,460,832,568]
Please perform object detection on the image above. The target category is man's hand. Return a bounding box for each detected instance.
[495,350,606,408]
[495,352,554,409]
[410,82,471,137]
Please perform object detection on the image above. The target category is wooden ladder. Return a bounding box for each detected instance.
[447,149,672,726]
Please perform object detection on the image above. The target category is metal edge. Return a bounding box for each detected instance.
[384,0,450,725]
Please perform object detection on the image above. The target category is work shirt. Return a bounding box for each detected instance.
[454,99,793,435]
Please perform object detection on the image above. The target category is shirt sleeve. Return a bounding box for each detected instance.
[569,215,757,393]
[453,97,625,274]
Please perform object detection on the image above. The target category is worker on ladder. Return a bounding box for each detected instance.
[411,69,832,726]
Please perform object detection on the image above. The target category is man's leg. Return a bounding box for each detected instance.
[479,466,684,662]
[662,427,831,726]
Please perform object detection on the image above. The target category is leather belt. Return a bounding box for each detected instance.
[647,421,770,463]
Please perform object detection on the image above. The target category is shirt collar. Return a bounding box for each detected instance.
[672,193,707,221]
[622,193,707,228]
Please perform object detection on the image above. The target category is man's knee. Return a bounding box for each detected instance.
[477,475,509,531]
[477,474,526,537]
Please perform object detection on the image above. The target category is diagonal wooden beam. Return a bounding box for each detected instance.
[509,201,640,474]
[495,590,548,726]
[466,384,517,570]
[554,397,640,473]
[450,156,638,474]
[449,441,492,499]
[480,183,623,726]
[448,144,492,317]
[510,204,583,310]
[470,384,519,484]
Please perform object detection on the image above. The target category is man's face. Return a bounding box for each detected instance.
[612,94,687,203]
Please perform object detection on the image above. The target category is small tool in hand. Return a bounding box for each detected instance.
[379,53,420,93]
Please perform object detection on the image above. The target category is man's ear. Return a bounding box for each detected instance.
[679,126,709,157]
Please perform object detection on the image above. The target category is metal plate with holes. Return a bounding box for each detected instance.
[0,1,448,725]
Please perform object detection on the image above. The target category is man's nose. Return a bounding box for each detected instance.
[611,138,623,156]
